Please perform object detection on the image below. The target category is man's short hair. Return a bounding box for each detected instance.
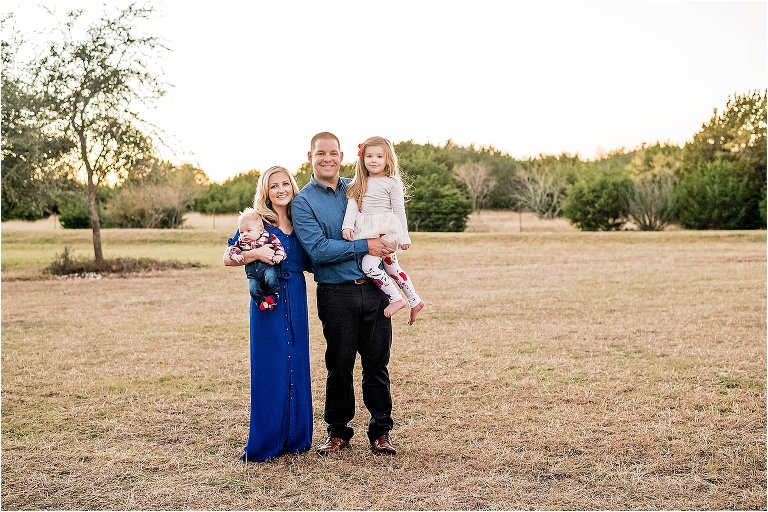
[310,132,340,152]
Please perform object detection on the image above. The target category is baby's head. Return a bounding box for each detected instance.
[237,208,265,241]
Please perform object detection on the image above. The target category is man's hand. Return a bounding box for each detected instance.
[367,237,396,258]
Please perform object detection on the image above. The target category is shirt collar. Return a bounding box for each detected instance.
[310,174,343,192]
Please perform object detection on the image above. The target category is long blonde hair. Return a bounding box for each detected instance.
[347,136,403,210]
[253,165,300,226]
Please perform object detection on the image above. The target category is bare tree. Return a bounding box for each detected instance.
[34,3,167,265]
[453,161,496,212]
[512,161,568,219]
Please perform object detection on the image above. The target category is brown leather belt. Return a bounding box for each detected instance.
[350,278,368,284]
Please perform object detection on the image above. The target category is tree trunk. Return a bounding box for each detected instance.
[78,130,104,267]
[87,177,104,267]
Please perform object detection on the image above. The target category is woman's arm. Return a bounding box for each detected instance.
[223,244,276,267]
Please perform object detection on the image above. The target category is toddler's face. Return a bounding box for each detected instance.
[239,218,264,242]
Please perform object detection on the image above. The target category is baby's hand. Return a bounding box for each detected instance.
[231,253,244,263]
[343,228,355,241]
[401,243,410,251]
[273,254,285,264]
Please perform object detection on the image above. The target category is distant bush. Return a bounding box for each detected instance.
[627,175,676,231]
[104,185,188,228]
[676,161,751,230]
[406,174,472,232]
[57,191,93,229]
[563,169,633,231]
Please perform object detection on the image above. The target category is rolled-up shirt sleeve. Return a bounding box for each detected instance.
[291,179,371,284]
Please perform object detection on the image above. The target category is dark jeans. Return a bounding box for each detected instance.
[316,281,394,443]
[245,261,279,303]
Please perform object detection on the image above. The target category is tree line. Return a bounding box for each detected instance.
[2,5,765,265]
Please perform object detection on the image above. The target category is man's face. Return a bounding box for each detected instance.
[308,138,343,187]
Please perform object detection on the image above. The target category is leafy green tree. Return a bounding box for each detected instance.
[406,174,473,232]
[0,17,73,220]
[33,4,166,265]
[682,90,766,228]
[195,171,260,214]
[398,154,472,232]
[563,166,633,231]
[676,160,751,230]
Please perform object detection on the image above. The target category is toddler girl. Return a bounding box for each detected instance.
[342,136,425,325]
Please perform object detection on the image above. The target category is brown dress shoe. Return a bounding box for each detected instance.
[371,434,396,455]
[316,436,350,455]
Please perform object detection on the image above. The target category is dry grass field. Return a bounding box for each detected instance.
[2,212,766,510]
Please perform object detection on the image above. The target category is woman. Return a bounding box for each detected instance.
[223,166,312,461]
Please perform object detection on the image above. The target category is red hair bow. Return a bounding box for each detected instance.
[357,144,363,157]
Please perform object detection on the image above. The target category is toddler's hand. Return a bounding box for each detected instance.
[273,254,285,264]
[343,228,355,241]
[231,253,244,263]
[401,243,410,251]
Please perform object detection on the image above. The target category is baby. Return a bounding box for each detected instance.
[226,208,286,311]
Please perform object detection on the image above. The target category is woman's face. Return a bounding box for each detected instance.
[268,171,294,208]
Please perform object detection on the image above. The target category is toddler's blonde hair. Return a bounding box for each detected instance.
[347,136,403,211]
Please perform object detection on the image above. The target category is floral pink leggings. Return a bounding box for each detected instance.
[362,253,422,307]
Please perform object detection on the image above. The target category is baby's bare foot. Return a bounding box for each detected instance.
[408,301,426,325]
[384,300,407,318]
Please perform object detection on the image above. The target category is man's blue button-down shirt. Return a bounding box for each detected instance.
[292,175,370,284]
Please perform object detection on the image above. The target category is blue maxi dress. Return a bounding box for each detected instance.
[228,226,313,461]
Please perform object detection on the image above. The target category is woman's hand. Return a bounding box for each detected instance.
[223,245,276,266]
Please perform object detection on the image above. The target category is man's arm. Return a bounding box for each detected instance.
[292,194,370,264]
[366,237,395,257]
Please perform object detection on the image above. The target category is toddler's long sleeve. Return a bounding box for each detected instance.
[342,197,359,232]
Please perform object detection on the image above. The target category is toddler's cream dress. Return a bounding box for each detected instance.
[342,176,410,248]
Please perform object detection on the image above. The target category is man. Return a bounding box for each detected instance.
[292,131,398,456]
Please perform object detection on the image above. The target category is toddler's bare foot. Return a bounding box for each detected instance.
[408,301,426,325]
[384,300,407,318]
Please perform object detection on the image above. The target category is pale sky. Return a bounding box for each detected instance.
[5,1,767,183]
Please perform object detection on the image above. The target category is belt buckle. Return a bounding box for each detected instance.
[353,278,367,284]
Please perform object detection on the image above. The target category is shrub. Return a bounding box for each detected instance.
[627,175,676,231]
[105,185,188,228]
[563,169,633,231]
[406,174,472,232]
[45,246,200,275]
[57,191,93,229]
[676,160,751,229]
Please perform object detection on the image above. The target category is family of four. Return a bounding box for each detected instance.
[223,132,425,461]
